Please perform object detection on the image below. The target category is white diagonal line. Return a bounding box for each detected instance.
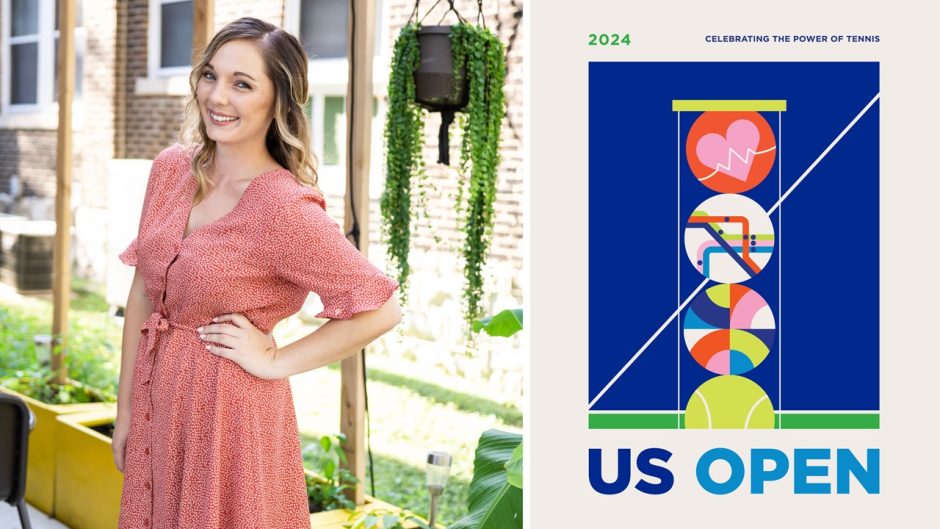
[768,92,880,214]
[589,92,880,410]
[588,278,708,409]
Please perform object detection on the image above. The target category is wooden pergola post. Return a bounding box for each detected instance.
[341,0,377,505]
[51,0,77,385]
[193,0,215,58]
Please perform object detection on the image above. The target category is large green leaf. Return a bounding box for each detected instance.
[449,430,522,529]
[504,444,522,489]
[471,309,523,337]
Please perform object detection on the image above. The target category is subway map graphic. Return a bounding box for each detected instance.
[588,63,880,429]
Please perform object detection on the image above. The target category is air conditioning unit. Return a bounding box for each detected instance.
[0,216,56,293]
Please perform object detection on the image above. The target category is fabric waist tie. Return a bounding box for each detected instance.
[139,311,198,386]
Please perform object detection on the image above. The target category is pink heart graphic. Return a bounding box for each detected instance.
[695,119,761,181]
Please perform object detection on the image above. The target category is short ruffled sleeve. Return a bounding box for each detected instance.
[272,188,399,319]
[117,143,186,268]
[119,237,139,266]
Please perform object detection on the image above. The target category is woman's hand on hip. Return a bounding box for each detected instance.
[198,313,283,380]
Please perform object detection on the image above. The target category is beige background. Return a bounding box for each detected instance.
[527,1,939,526]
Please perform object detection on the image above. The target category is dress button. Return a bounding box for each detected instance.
[145,412,150,421]
[144,447,150,455]
[145,481,151,490]
[143,517,150,526]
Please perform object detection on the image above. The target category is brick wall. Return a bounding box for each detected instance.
[124,0,286,160]
[125,0,178,158]
[120,0,524,297]
[0,0,118,280]
[0,0,525,315]
[70,0,119,279]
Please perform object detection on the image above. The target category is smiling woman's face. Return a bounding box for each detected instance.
[196,39,275,147]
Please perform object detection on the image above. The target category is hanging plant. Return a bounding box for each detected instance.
[381,22,425,307]
[450,22,506,326]
[381,5,507,330]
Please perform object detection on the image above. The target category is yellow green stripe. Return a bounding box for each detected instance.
[672,100,787,112]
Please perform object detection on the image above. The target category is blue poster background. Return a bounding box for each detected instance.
[588,62,879,415]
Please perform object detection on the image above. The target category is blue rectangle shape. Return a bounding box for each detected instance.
[589,62,879,415]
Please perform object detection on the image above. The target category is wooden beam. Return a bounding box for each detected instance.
[341,0,377,506]
[52,0,77,385]
[192,0,215,60]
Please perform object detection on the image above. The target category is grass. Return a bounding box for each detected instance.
[304,361,524,525]
[327,363,522,428]
[289,356,521,527]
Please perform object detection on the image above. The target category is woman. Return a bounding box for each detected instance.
[113,17,401,528]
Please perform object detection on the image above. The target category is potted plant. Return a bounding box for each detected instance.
[0,261,122,515]
[382,16,507,331]
[306,433,359,514]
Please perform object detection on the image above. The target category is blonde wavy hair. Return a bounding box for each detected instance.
[179,17,318,204]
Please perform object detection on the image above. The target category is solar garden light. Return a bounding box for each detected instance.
[34,334,52,366]
[426,451,452,526]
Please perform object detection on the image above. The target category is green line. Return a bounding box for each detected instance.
[778,413,880,429]
[588,413,879,430]
[589,413,680,429]
[673,100,787,112]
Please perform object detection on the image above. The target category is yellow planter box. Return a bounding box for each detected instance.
[0,386,115,515]
[306,469,436,529]
[55,408,124,529]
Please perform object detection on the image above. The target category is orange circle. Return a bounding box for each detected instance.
[686,111,776,193]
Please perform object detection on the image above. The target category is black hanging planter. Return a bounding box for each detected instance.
[414,25,469,165]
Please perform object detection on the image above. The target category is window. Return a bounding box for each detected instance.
[1,0,84,115]
[307,94,385,198]
[297,0,383,59]
[149,0,193,76]
[285,0,390,199]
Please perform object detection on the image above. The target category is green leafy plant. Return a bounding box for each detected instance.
[344,508,432,529]
[382,22,426,308]
[306,433,359,513]
[471,309,522,337]
[449,24,507,329]
[504,443,522,489]
[382,22,507,330]
[0,369,111,404]
[439,312,524,529]
[0,302,120,401]
[449,429,522,529]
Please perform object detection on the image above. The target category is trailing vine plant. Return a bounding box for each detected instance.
[451,23,507,327]
[381,23,425,307]
[381,20,507,331]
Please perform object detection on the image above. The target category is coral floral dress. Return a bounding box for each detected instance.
[116,144,398,529]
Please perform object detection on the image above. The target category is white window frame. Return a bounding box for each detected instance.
[137,0,192,95]
[284,0,390,199]
[0,0,85,129]
[148,0,193,77]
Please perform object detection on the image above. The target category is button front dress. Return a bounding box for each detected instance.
[116,143,399,529]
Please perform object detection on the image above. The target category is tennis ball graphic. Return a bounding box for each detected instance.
[685,375,774,429]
